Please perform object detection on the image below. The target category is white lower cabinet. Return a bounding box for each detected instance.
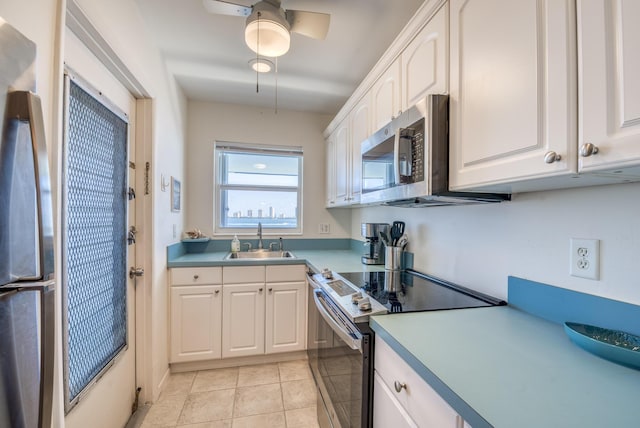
[170,264,306,363]
[265,281,307,353]
[170,267,223,363]
[374,337,466,428]
[222,283,266,358]
[373,372,418,428]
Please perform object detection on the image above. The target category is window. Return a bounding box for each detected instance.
[215,142,303,234]
[62,77,128,409]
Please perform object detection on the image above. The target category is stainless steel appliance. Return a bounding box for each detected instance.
[0,18,55,428]
[307,268,505,428]
[360,95,510,207]
[360,223,389,265]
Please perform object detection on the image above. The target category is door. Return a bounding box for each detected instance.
[62,29,138,428]
[265,282,306,354]
[578,0,640,174]
[449,0,577,191]
[371,59,402,132]
[222,283,265,358]
[170,285,222,362]
[350,94,371,204]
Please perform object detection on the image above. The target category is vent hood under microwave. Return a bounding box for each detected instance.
[360,95,510,207]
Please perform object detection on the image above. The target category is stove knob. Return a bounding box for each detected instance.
[358,297,371,311]
[321,269,333,279]
[351,292,363,304]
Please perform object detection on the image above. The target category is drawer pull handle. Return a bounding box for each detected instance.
[394,381,406,393]
[193,275,199,280]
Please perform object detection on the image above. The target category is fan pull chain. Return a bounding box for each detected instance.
[275,56,278,114]
[256,12,261,93]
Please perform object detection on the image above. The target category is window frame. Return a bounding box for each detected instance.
[214,141,303,236]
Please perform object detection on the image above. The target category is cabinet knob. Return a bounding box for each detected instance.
[268,288,273,293]
[544,151,561,164]
[580,143,599,157]
[259,288,263,292]
[193,275,199,280]
[215,289,220,294]
[394,381,407,393]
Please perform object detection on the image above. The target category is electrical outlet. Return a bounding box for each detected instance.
[570,238,599,280]
[318,223,330,234]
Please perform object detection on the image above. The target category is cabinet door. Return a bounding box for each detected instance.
[326,134,336,207]
[402,4,449,111]
[334,121,350,205]
[371,59,402,133]
[170,285,222,363]
[449,0,577,192]
[373,371,418,428]
[578,0,640,174]
[222,283,265,358]
[350,94,371,203]
[265,282,307,354]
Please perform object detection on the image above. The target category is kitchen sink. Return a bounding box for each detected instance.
[223,250,296,260]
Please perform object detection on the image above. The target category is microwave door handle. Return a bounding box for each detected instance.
[313,290,362,351]
[6,91,54,279]
[393,129,401,186]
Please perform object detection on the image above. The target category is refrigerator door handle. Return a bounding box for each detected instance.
[3,280,55,428]
[6,91,55,280]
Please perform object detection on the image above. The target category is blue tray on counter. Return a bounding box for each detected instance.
[564,322,640,370]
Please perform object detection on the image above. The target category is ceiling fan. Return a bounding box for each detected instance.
[202,0,331,57]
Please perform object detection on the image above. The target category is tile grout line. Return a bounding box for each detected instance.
[278,362,288,428]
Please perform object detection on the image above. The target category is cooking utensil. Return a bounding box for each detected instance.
[390,221,405,246]
[378,230,389,246]
[397,234,408,249]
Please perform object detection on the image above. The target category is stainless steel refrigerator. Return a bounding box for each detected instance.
[0,17,55,428]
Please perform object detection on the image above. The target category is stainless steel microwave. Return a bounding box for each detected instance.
[360,95,509,207]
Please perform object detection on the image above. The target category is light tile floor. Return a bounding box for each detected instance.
[141,360,319,428]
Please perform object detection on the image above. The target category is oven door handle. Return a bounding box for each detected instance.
[313,289,362,352]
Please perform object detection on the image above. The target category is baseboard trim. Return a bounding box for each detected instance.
[169,351,308,373]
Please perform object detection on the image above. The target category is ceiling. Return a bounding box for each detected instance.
[134,0,424,114]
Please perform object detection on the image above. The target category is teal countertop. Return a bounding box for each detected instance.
[371,304,640,427]
[167,248,385,273]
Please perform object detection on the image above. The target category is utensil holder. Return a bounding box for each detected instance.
[385,247,403,270]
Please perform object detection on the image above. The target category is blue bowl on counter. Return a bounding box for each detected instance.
[564,322,640,370]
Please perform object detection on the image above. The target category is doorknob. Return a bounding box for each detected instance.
[129,267,144,279]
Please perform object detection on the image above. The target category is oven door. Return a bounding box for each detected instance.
[308,283,367,428]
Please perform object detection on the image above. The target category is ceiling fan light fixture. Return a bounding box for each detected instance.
[248,58,274,73]
[245,7,290,57]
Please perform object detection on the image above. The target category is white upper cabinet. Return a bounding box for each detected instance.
[449,0,577,192]
[349,93,371,203]
[325,133,336,207]
[371,59,402,133]
[578,0,640,176]
[402,4,449,111]
[334,120,350,205]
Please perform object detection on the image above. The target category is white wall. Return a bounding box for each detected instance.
[352,182,640,305]
[186,100,351,239]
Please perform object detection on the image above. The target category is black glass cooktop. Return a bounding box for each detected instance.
[338,270,505,314]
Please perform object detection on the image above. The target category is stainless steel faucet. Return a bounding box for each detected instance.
[257,222,264,249]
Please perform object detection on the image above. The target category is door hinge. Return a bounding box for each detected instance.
[129,161,135,169]
[128,187,136,200]
[144,162,150,195]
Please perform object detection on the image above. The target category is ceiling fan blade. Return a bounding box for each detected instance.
[286,10,330,40]
[202,0,252,17]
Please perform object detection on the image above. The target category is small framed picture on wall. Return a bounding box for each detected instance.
[171,177,181,212]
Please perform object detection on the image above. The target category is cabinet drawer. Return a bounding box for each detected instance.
[266,264,306,282]
[171,267,222,285]
[223,265,265,284]
[375,337,459,428]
